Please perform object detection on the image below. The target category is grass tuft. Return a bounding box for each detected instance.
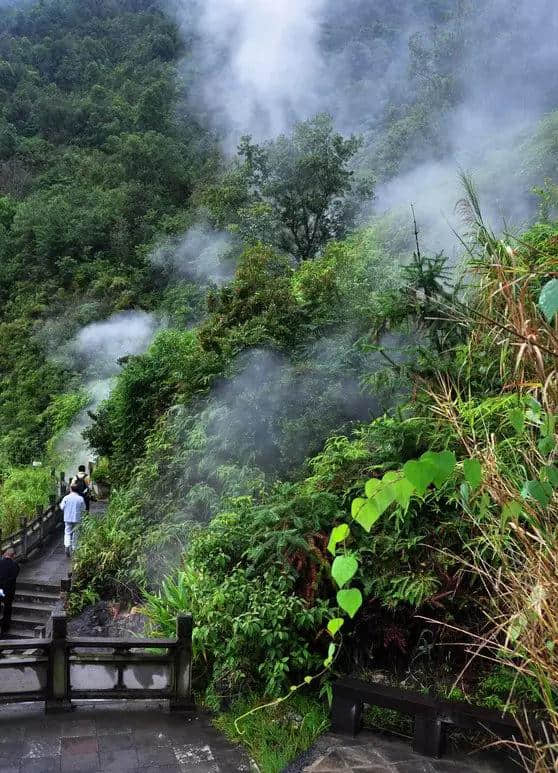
[212,693,329,773]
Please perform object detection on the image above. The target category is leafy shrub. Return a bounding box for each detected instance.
[145,566,332,706]
[0,466,54,535]
[91,457,110,485]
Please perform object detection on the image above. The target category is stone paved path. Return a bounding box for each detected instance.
[1,503,253,773]
[0,701,252,773]
[17,502,106,586]
[289,731,520,773]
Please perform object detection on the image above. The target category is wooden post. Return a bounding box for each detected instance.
[169,614,194,712]
[21,518,28,560]
[46,613,71,713]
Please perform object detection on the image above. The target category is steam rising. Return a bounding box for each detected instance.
[179,0,326,146]
[171,0,558,244]
[151,224,236,286]
[56,312,158,472]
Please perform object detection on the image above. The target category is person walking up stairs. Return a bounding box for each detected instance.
[60,483,85,557]
[70,464,92,512]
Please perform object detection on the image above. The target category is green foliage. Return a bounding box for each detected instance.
[213,693,329,773]
[86,328,225,475]
[7,1,554,746]
[91,457,110,485]
[145,565,331,703]
[70,487,147,611]
[206,115,373,261]
[0,466,54,535]
[476,667,542,712]
[539,278,558,322]
[0,0,214,465]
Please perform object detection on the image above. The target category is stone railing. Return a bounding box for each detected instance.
[0,471,68,561]
[0,612,194,713]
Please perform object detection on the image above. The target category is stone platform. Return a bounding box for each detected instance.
[0,701,252,773]
[289,730,520,773]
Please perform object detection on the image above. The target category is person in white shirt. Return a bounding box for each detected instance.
[60,483,86,557]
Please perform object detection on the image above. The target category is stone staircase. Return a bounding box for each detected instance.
[8,579,60,639]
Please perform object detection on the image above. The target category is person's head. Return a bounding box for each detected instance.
[3,549,15,560]
[70,483,80,493]
[78,465,86,473]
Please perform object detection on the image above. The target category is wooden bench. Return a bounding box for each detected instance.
[331,677,528,757]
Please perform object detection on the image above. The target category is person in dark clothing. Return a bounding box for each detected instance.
[0,548,19,636]
[70,465,92,512]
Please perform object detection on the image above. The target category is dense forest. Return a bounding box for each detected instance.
[1,0,558,770]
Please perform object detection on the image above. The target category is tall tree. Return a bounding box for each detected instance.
[237,115,373,261]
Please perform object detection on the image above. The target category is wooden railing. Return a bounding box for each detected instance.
[0,612,194,712]
[0,471,68,561]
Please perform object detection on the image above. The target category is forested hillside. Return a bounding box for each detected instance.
[1,0,558,770]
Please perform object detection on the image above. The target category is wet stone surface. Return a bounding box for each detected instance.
[286,731,522,773]
[0,701,253,773]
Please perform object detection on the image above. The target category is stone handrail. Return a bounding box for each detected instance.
[0,471,68,560]
[0,612,194,713]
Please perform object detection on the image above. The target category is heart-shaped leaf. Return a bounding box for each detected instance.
[337,588,363,619]
[365,476,396,515]
[539,278,558,322]
[327,523,350,556]
[364,478,381,498]
[393,478,415,509]
[382,471,414,509]
[353,499,381,531]
[463,458,482,489]
[331,555,358,588]
[351,498,366,519]
[521,479,552,507]
[403,459,433,496]
[327,618,344,637]
[420,450,456,487]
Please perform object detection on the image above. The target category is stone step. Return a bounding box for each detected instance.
[12,602,53,620]
[14,588,59,606]
[16,580,60,596]
[10,612,52,631]
[2,624,40,640]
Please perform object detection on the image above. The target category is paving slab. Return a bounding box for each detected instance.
[0,701,251,773]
